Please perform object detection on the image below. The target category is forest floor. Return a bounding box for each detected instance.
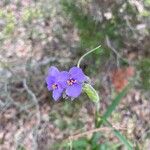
[0,0,150,150]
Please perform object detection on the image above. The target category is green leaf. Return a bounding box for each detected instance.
[98,85,130,126]
[91,132,101,145]
[83,83,100,103]
[72,139,88,148]
[94,85,133,150]
[103,119,133,150]
[58,138,88,150]
[17,145,26,150]
[91,132,102,149]
[137,58,150,90]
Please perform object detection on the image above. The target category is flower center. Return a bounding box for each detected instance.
[52,83,58,90]
[67,78,76,86]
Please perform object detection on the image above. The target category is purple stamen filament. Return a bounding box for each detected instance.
[67,78,76,86]
[52,83,58,90]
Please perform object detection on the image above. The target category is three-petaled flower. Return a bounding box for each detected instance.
[60,67,87,98]
[45,66,64,101]
[45,66,87,100]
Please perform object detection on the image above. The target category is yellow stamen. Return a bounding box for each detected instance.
[52,84,57,89]
[67,79,76,86]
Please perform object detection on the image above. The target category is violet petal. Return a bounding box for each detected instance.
[45,76,56,91]
[52,88,63,101]
[48,66,59,76]
[69,67,86,82]
[66,83,82,98]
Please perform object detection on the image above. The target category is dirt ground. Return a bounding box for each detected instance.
[0,0,150,150]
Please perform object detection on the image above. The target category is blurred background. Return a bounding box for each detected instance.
[0,0,150,149]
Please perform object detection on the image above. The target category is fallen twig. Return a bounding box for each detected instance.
[23,79,41,150]
[66,125,127,141]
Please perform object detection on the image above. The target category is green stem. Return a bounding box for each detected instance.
[77,45,101,68]
[95,102,100,128]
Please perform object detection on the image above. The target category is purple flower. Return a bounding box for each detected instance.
[45,66,64,101]
[60,67,87,98]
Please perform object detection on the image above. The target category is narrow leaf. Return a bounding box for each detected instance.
[94,84,133,150]
[103,118,133,150]
[98,84,130,126]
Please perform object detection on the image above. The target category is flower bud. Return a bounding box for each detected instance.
[83,83,100,103]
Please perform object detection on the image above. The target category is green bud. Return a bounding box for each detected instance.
[83,83,100,103]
